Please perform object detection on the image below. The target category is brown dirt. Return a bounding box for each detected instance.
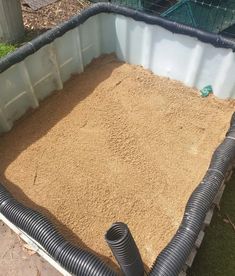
[21,0,90,38]
[0,54,234,270]
[0,221,61,276]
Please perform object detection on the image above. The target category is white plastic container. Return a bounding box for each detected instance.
[0,4,235,134]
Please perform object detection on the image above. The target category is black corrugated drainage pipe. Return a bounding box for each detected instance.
[0,184,117,276]
[0,4,235,276]
[149,112,235,276]
[105,222,145,276]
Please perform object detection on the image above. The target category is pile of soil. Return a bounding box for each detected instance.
[0,54,234,269]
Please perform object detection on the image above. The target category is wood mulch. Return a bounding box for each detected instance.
[21,0,90,37]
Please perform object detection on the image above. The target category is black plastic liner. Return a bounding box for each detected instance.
[105,222,144,276]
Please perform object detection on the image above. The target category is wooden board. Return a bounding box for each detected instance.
[0,0,24,42]
[23,0,57,10]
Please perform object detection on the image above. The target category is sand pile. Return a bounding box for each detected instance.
[0,54,234,268]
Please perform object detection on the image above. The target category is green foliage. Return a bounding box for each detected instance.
[0,43,16,58]
[188,174,235,276]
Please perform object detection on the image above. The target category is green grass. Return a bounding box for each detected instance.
[0,43,16,58]
[188,174,235,276]
[0,30,46,59]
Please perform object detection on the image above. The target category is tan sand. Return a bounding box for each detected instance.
[0,54,234,269]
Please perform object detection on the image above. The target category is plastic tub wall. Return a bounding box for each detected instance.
[0,5,235,133]
[1,4,235,276]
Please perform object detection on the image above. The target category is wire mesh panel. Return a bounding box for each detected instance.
[162,0,235,34]
[92,0,235,39]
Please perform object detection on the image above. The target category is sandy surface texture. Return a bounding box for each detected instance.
[0,221,60,276]
[0,54,234,270]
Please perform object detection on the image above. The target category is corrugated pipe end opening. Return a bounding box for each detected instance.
[106,222,128,243]
[105,222,145,276]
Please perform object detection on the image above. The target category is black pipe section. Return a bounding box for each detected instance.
[1,3,235,73]
[149,112,235,276]
[0,184,117,276]
[105,222,144,276]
